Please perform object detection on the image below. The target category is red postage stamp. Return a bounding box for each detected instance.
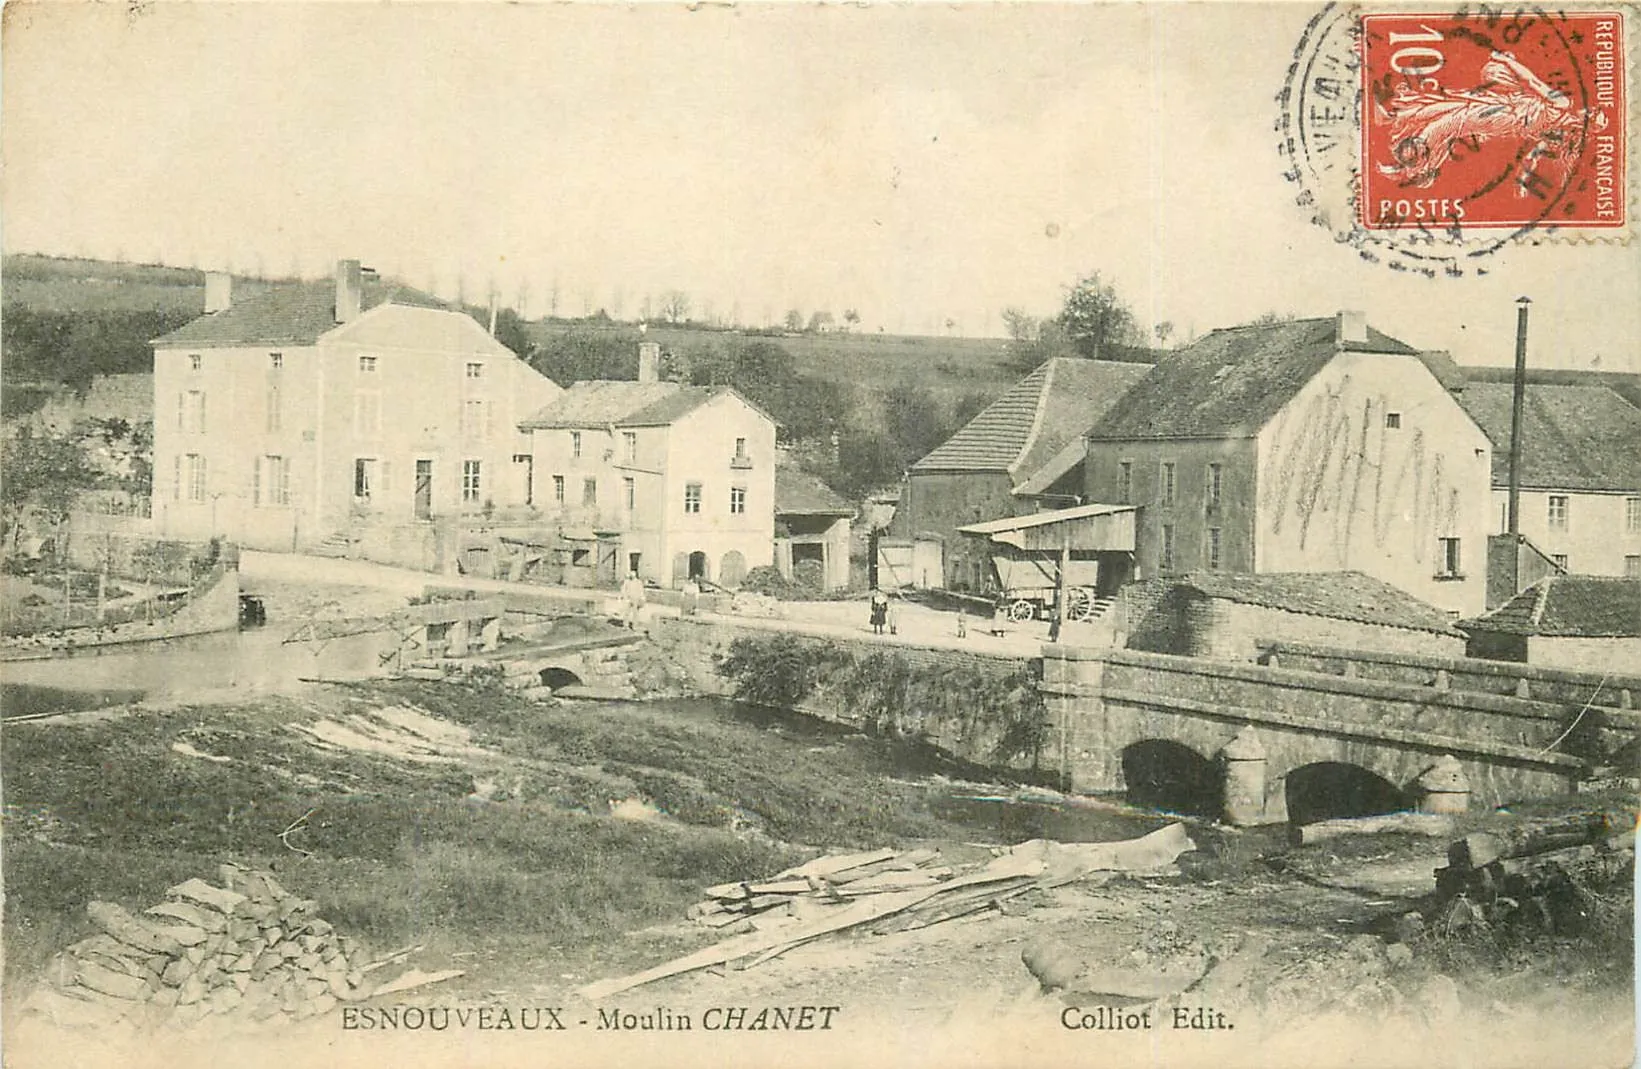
[1360,10,1626,230]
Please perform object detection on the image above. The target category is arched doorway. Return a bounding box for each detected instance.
[1284,762,1407,826]
[720,550,747,588]
[688,551,708,581]
[1120,740,1221,817]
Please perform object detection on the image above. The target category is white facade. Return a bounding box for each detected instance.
[525,390,776,586]
[1256,349,1493,616]
[1492,488,1641,577]
[152,303,561,551]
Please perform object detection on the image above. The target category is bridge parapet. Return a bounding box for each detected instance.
[1258,639,1640,712]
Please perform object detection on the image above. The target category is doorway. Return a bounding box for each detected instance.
[688,551,708,581]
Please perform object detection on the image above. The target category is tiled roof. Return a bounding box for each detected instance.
[911,357,1149,476]
[1460,576,1641,637]
[151,279,450,347]
[517,381,684,429]
[1088,317,1420,441]
[1175,571,1463,635]
[1456,383,1641,493]
[1460,365,1641,411]
[775,467,854,516]
[621,386,731,427]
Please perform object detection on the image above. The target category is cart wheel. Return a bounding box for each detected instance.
[1006,598,1036,622]
[1066,587,1097,622]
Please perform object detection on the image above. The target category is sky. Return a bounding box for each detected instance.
[3,2,1636,370]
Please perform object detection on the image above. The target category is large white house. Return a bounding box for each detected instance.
[150,260,562,552]
[518,343,778,587]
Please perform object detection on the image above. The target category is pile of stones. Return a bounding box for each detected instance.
[24,864,373,1031]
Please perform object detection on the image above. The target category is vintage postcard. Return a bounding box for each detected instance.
[2,3,1636,1068]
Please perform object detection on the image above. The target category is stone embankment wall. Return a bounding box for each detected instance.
[643,617,1047,771]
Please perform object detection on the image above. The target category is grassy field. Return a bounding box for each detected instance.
[1,681,991,994]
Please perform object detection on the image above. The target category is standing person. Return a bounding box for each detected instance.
[621,571,647,630]
[869,589,889,635]
[681,577,700,617]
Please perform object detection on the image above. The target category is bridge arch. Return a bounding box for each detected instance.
[1281,761,1409,826]
[1120,740,1221,817]
[538,666,584,691]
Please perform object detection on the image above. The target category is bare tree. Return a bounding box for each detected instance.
[1154,321,1176,347]
[660,290,691,324]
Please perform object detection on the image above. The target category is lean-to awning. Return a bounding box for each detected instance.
[957,503,1138,553]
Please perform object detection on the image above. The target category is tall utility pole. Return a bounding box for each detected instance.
[1506,297,1531,536]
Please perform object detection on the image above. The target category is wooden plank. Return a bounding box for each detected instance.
[778,849,898,880]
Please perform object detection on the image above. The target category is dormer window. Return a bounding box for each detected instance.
[359,355,378,374]
[189,354,203,372]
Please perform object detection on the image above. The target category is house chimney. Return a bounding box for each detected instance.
[638,341,661,384]
[335,259,363,323]
[204,272,233,313]
[1336,310,1368,345]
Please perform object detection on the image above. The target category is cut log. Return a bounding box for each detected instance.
[1447,809,1635,871]
[167,879,247,915]
[146,901,228,933]
[76,960,151,1001]
[1291,812,1455,847]
[87,901,185,956]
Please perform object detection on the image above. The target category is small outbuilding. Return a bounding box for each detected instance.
[774,467,854,591]
[1459,575,1641,672]
[1118,571,1467,661]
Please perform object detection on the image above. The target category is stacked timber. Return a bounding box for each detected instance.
[1427,808,1635,933]
[23,865,373,1032]
[688,848,955,930]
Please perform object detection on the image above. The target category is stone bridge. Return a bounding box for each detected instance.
[1041,645,1640,825]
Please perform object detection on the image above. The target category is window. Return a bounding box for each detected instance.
[731,436,751,467]
[354,458,378,500]
[1552,553,1569,572]
[1547,495,1569,530]
[354,391,381,436]
[257,455,290,506]
[1385,411,1402,430]
[1161,461,1176,507]
[1206,463,1222,511]
[730,486,747,515]
[184,454,206,502]
[1437,537,1463,577]
[735,437,747,458]
[461,460,483,503]
[571,548,591,566]
[570,431,582,459]
[623,476,636,511]
[1500,500,1509,533]
[358,355,377,374]
[179,390,206,433]
[1626,555,1641,578]
[189,354,202,372]
[1117,461,1133,504]
[623,432,638,464]
[1160,524,1176,571]
[265,385,282,432]
[462,399,492,439]
[1206,527,1222,570]
[553,475,565,503]
[465,361,484,380]
[269,352,283,370]
[1627,498,1641,534]
[582,477,598,506]
[684,482,702,514]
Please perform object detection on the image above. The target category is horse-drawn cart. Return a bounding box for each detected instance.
[989,556,1104,623]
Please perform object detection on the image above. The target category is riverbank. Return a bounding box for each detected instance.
[3,673,1633,1069]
